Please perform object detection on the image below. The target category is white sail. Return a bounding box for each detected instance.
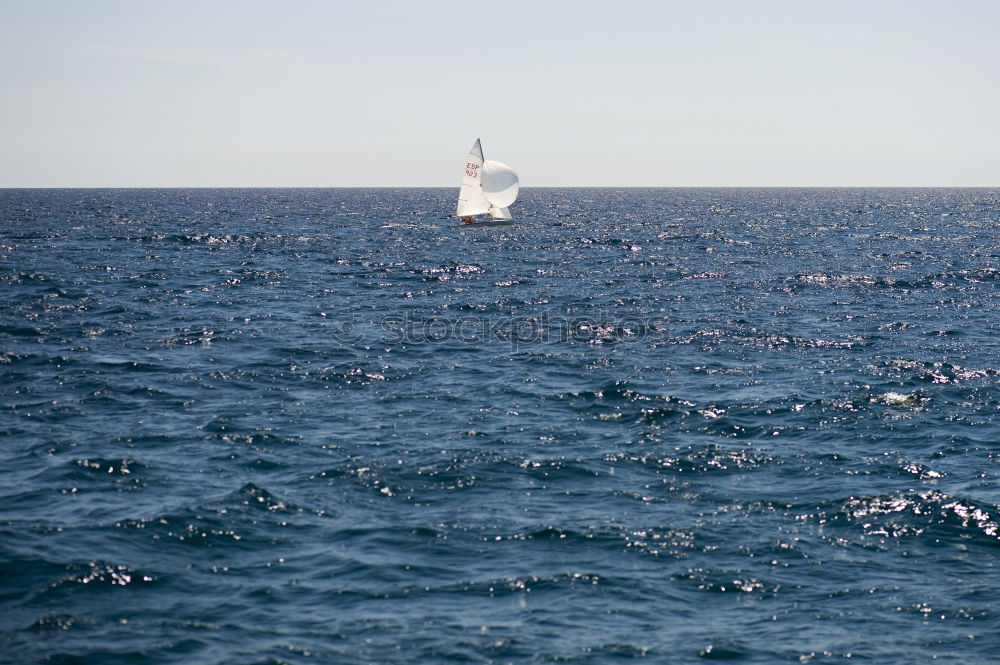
[488,206,512,220]
[456,139,491,217]
[482,160,519,208]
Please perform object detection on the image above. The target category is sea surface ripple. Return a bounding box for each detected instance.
[2,187,1000,664]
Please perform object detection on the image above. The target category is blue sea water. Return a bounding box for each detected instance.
[2,187,1000,664]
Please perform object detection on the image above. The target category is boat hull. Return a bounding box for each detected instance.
[459,220,514,228]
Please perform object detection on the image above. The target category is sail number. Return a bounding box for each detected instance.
[465,163,479,178]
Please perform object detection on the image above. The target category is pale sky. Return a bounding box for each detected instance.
[1,0,997,187]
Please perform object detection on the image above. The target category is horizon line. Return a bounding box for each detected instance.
[2,185,998,190]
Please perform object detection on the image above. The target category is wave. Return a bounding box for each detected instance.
[821,489,1000,549]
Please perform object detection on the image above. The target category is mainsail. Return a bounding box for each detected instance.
[456,139,519,220]
[456,139,490,217]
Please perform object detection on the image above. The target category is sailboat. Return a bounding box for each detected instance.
[456,139,519,225]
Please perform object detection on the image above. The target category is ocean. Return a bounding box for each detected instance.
[2,187,999,664]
